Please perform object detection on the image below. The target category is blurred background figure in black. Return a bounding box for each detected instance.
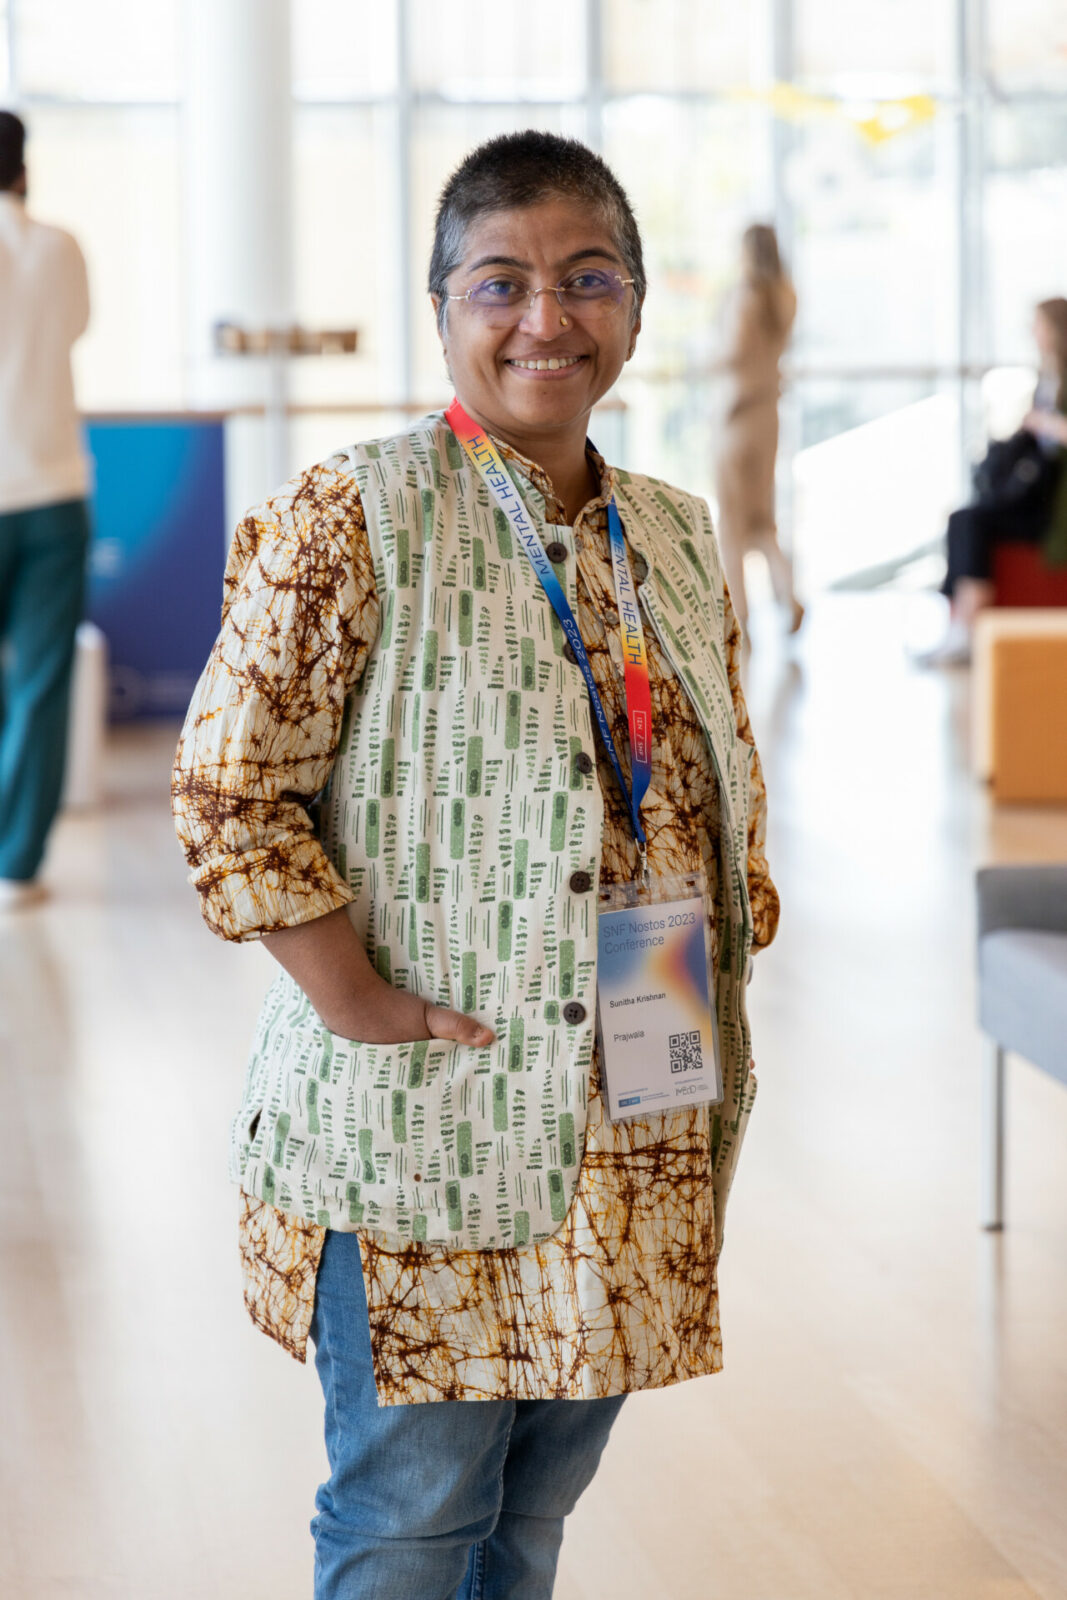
[920,296,1067,666]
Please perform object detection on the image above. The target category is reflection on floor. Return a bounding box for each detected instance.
[1,594,1065,1600]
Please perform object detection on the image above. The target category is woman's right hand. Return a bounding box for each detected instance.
[316,967,495,1046]
[261,904,495,1048]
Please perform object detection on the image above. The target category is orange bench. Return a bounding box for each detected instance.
[973,610,1067,802]
[990,635,1067,802]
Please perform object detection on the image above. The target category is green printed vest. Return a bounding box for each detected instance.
[233,413,756,1250]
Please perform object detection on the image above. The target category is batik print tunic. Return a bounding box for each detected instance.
[175,435,778,1406]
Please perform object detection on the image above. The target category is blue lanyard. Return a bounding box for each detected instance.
[446,399,652,847]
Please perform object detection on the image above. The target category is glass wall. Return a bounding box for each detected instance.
[3,0,1067,586]
[15,0,181,98]
[985,105,1067,364]
[2,0,183,410]
[602,0,752,92]
[794,0,956,92]
[987,0,1067,94]
[407,0,584,100]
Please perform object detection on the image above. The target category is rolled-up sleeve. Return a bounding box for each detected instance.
[722,584,780,950]
[172,463,380,941]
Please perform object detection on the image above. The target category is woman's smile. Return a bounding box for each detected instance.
[504,353,588,375]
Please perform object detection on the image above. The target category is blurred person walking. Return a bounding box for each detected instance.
[921,297,1067,667]
[714,223,802,634]
[174,130,778,1599]
[0,111,91,907]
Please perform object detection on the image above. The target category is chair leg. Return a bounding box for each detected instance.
[981,1040,1006,1231]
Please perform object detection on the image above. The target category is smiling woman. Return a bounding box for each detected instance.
[172,128,778,1600]
[428,133,645,521]
[434,196,639,519]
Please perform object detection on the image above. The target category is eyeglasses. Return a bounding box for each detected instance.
[447,269,635,326]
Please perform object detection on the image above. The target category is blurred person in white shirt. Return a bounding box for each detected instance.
[0,110,91,908]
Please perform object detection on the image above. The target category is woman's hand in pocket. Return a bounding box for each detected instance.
[261,905,494,1046]
[321,966,494,1046]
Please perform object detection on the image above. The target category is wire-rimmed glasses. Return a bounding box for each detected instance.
[447,268,635,326]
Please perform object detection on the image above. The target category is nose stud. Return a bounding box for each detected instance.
[560,314,570,328]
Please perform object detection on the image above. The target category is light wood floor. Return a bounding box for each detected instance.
[2,592,1066,1599]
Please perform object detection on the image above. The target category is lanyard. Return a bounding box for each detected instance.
[446,398,653,849]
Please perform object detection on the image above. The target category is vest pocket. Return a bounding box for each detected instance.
[317,1029,464,1092]
[231,1100,268,1182]
[239,1003,591,1249]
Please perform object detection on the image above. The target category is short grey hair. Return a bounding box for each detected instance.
[428,129,646,333]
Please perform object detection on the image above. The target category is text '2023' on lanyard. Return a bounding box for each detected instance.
[446,397,652,850]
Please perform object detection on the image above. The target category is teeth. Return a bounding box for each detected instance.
[510,356,582,371]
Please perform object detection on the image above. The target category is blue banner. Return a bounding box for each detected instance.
[85,417,226,720]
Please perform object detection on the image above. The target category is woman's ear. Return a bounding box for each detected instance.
[431,295,446,353]
[431,296,453,381]
[626,311,642,361]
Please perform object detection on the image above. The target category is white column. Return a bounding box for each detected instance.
[183,0,293,514]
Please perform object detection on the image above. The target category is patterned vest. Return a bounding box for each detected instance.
[234,413,756,1250]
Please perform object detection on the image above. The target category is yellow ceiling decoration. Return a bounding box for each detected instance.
[733,84,939,145]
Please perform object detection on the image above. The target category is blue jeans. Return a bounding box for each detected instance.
[0,498,90,880]
[310,1230,625,1599]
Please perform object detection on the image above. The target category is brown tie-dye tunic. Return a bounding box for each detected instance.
[175,435,778,1406]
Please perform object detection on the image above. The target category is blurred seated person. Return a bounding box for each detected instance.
[923,298,1067,667]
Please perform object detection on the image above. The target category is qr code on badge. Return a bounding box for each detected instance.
[669,1030,702,1074]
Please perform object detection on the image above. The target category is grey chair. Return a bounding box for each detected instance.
[976,865,1067,1229]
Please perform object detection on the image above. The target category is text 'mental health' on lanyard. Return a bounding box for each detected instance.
[446,398,653,852]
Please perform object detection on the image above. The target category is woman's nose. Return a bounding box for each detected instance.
[518,288,565,339]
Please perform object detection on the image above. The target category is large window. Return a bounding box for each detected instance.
[2,0,182,410]
[985,106,1067,364]
[15,0,181,99]
[291,0,398,100]
[407,0,584,100]
[602,0,752,93]
[794,0,956,92]
[290,105,397,408]
[4,0,1066,587]
[988,0,1067,94]
[604,97,759,498]
[27,106,184,409]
